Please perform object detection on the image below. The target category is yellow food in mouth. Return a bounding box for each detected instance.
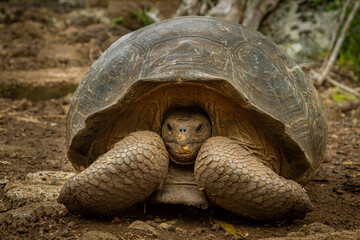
[174,145,192,154]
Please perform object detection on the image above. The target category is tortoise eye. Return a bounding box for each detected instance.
[196,124,203,132]
[167,124,172,131]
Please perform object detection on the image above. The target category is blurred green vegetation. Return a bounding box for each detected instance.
[112,16,124,25]
[333,87,356,102]
[131,6,154,27]
[313,0,360,79]
[112,6,153,28]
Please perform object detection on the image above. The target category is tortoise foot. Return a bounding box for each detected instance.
[194,137,313,221]
[57,131,169,217]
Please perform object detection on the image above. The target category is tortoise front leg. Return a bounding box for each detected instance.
[194,137,313,221]
[58,131,169,217]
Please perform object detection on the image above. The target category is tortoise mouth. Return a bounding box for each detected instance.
[167,148,200,165]
[164,141,202,165]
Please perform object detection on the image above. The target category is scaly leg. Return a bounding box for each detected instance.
[194,137,313,221]
[58,131,169,217]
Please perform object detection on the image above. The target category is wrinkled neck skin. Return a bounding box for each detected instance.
[161,108,212,165]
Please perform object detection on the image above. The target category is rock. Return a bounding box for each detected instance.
[287,222,335,237]
[4,171,75,203]
[159,220,176,231]
[19,8,64,29]
[0,67,88,100]
[10,20,48,39]
[0,202,65,223]
[261,229,360,240]
[37,43,87,64]
[65,8,111,26]
[26,171,75,185]
[5,182,63,202]
[175,226,187,233]
[127,220,160,237]
[79,230,119,240]
[260,0,338,63]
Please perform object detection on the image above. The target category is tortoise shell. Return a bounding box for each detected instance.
[66,16,327,185]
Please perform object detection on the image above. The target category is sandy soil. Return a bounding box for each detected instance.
[0,1,359,239]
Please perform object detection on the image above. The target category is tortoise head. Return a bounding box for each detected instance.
[161,108,211,165]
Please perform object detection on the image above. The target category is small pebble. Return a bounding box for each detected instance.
[154,216,162,223]
[61,229,70,237]
[67,221,76,229]
[196,228,206,234]
[17,227,28,233]
[159,222,174,231]
[113,216,121,223]
[176,227,186,233]
[211,223,221,231]
[145,220,155,226]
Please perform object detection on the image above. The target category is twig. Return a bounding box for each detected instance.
[311,70,360,97]
[321,0,351,69]
[326,77,360,97]
[317,0,360,85]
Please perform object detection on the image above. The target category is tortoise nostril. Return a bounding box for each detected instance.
[179,128,187,133]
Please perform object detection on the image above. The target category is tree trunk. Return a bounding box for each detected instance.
[174,0,280,29]
[174,0,209,16]
[242,0,280,29]
[206,0,246,23]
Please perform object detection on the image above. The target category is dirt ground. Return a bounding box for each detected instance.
[0,1,359,239]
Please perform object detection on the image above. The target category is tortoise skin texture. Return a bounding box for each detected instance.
[58,131,169,216]
[58,16,327,221]
[195,137,313,220]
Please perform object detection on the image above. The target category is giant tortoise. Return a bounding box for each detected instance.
[58,16,327,221]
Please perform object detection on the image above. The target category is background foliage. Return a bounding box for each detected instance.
[314,0,360,78]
